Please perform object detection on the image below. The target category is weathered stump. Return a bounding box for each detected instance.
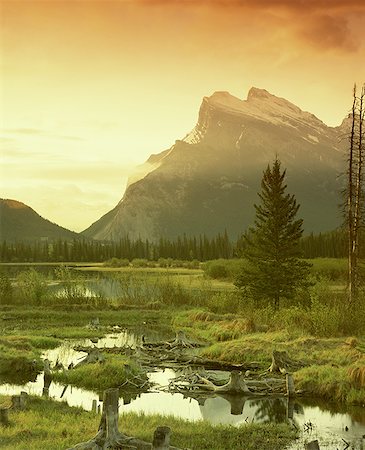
[152,426,171,450]
[286,373,295,397]
[68,389,184,450]
[0,408,9,426]
[305,440,320,450]
[171,331,193,348]
[75,348,105,369]
[43,360,53,397]
[216,371,251,394]
[11,392,28,410]
[269,350,302,374]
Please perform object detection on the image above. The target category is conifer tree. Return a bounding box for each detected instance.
[235,158,311,309]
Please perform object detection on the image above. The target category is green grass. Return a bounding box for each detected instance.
[294,364,365,405]
[0,396,297,450]
[0,306,172,337]
[53,355,146,392]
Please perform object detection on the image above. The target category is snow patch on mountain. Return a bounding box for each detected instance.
[203,88,327,133]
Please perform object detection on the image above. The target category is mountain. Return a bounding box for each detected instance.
[0,199,79,242]
[83,88,347,242]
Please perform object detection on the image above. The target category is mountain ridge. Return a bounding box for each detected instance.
[83,87,347,242]
[0,198,80,242]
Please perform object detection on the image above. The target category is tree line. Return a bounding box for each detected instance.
[0,228,358,263]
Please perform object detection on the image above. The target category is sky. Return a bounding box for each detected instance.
[1,0,365,232]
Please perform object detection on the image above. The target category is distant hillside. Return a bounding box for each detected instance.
[0,199,79,242]
[84,87,346,242]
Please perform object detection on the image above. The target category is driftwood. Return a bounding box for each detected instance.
[68,388,184,450]
[141,331,202,352]
[195,371,251,394]
[74,344,260,373]
[168,370,285,396]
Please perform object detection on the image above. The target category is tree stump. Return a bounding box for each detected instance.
[0,408,9,426]
[68,388,151,450]
[286,373,295,396]
[11,392,28,410]
[216,371,251,394]
[152,426,171,450]
[43,360,53,397]
[75,349,105,369]
[269,350,301,373]
[171,331,193,348]
[305,440,320,450]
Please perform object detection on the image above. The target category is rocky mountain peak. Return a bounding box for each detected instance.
[83,87,346,242]
[247,87,273,100]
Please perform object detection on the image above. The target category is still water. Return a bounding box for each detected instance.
[1,333,364,449]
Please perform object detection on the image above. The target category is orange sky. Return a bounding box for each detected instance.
[1,0,365,232]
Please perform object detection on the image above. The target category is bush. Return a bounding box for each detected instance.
[18,269,48,305]
[103,258,130,268]
[131,258,149,268]
[54,266,90,304]
[204,259,248,281]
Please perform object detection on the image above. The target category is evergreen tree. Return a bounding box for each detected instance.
[235,158,311,309]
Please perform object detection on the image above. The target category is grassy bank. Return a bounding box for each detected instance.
[53,355,147,391]
[0,306,172,386]
[0,395,297,450]
[1,263,365,405]
[174,310,365,405]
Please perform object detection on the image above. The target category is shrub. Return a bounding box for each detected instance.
[131,258,149,268]
[204,259,248,281]
[103,258,130,267]
[18,269,48,305]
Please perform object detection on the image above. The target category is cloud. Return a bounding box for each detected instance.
[3,128,84,141]
[298,14,356,51]
[136,0,364,52]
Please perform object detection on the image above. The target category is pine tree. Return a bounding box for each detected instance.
[235,158,311,309]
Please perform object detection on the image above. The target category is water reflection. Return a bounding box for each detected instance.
[1,319,365,448]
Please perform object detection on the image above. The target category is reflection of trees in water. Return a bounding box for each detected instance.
[249,397,287,423]
[299,397,365,426]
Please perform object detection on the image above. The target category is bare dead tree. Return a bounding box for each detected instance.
[347,83,365,305]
